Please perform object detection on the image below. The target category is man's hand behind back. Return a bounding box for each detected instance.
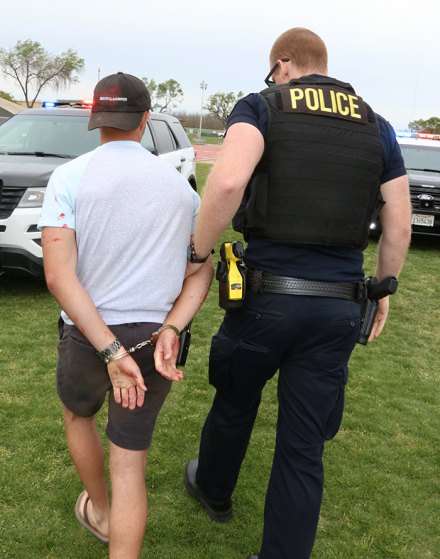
[154,329,184,382]
[107,354,147,409]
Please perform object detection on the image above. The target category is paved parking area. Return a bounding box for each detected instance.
[192,143,222,162]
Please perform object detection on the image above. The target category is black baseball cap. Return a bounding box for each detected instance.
[88,72,151,131]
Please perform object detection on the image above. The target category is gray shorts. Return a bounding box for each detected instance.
[56,320,171,451]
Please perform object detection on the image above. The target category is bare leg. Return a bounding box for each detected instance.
[109,441,148,559]
[63,406,110,537]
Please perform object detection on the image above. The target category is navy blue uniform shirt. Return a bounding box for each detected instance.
[227,84,407,281]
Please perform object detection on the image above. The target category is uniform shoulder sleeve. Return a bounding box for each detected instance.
[377,115,407,184]
[37,150,94,230]
[226,93,270,137]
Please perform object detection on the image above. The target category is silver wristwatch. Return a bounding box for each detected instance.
[96,338,122,363]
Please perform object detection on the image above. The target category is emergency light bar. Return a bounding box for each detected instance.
[42,99,93,108]
[396,131,416,138]
[417,132,440,140]
[396,131,440,140]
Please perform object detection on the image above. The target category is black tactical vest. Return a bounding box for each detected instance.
[233,76,384,249]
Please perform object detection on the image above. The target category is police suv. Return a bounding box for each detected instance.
[0,101,197,277]
[399,133,440,236]
[370,132,440,238]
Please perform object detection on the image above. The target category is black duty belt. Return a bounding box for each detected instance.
[247,269,362,301]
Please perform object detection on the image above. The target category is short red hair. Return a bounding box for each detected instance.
[270,27,328,74]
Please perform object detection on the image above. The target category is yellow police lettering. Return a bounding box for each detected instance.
[329,89,338,112]
[335,92,350,116]
[285,86,365,121]
[318,88,333,113]
[347,95,362,119]
[304,88,319,110]
[290,88,304,108]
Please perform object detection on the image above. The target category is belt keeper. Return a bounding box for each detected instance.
[356,280,367,302]
[250,269,264,293]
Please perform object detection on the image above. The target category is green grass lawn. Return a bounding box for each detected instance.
[1,164,439,558]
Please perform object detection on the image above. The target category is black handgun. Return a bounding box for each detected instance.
[357,276,398,345]
[176,322,192,366]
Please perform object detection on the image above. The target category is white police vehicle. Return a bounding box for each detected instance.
[370,132,440,239]
[0,100,197,277]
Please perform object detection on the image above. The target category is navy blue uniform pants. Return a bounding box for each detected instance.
[196,290,360,559]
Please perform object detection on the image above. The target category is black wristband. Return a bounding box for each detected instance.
[187,242,211,263]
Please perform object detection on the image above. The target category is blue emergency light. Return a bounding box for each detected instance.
[396,131,417,138]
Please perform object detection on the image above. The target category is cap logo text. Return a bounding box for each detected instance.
[99,96,128,102]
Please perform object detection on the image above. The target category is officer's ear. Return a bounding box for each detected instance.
[276,59,292,84]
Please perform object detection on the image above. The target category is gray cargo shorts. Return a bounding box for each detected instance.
[56,319,171,451]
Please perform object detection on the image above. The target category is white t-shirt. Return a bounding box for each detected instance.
[38,141,200,325]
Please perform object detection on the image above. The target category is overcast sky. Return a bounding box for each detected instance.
[1,0,438,131]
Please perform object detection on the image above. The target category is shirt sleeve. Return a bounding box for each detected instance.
[378,115,407,184]
[37,164,76,230]
[226,93,270,137]
[191,190,201,234]
[38,151,96,230]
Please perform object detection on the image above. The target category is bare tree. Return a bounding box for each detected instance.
[0,40,84,107]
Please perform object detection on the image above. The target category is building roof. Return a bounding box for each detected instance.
[0,97,24,115]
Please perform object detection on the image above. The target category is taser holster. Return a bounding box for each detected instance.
[216,241,246,310]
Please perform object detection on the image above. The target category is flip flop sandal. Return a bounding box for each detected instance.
[75,490,109,545]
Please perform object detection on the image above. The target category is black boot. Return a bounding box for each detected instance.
[184,458,233,522]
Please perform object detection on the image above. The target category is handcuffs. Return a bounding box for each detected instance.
[96,324,180,364]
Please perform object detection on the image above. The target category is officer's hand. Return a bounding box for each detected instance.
[107,353,147,409]
[154,329,184,382]
[368,296,389,342]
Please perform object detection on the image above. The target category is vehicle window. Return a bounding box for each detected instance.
[170,120,191,148]
[150,119,177,154]
[140,123,155,152]
[0,114,100,156]
[0,117,34,150]
[400,144,440,172]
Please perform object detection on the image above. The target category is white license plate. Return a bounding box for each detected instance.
[412,213,435,227]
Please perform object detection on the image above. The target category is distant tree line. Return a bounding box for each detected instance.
[143,76,243,129]
[0,39,244,127]
[0,90,16,102]
[409,117,440,134]
[1,42,439,132]
[172,111,224,131]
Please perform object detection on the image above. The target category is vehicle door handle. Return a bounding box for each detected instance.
[181,156,186,162]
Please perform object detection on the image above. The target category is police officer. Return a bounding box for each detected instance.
[184,27,411,559]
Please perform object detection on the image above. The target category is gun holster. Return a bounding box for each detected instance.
[357,275,398,345]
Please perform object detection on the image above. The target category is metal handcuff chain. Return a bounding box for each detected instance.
[110,340,152,362]
[108,325,180,363]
